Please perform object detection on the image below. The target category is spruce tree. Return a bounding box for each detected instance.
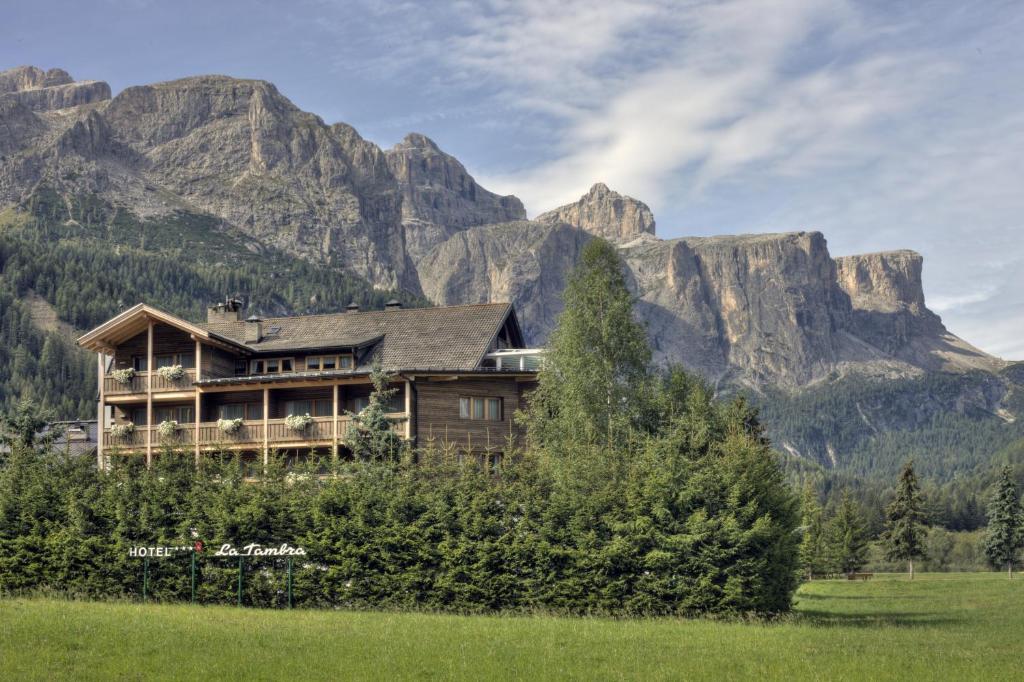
[798,483,827,579]
[524,238,651,451]
[346,359,403,461]
[882,461,928,579]
[984,466,1023,579]
[827,490,870,576]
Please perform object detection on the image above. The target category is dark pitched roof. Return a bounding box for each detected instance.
[202,303,518,371]
[0,420,98,458]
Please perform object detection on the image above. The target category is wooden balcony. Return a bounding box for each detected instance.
[103,369,197,396]
[102,413,409,452]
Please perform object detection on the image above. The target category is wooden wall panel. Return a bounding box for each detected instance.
[414,377,525,453]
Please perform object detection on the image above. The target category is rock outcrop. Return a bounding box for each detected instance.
[385,133,526,261]
[0,65,110,113]
[536,182,655,242]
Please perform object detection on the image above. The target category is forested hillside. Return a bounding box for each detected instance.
[0,189,422,417]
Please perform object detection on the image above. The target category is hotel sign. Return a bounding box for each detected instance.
[214,542,307,557]
[128,542,202,558]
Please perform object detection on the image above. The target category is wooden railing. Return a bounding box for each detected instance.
[103,369,197,395]
[103,412,410,451]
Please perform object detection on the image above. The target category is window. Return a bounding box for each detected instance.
[154,405,194,424]
[219,404,244,420]
[156,353,195,369]
[133,356,148,371]
[305,355,354,371]
[249,358,294,375]
[131,407,148,425]
[314,399,332,417]
[349,397,369,414]
[284,400,313,417]
[459,396,502,421]
[245,403,263,421]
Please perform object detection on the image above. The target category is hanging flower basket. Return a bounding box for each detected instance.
[111,368,136,385]
[110,422,135,440]
[157,420,181,439]
[157,364,186,381]
[217,418,244,435]
[285,413,313,432]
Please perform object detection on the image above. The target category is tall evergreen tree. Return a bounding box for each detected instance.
[827,490,870,575]
[524,238,651,451]
[882,461,929,579]
[984,466,1023,579]
[798,482,828,580]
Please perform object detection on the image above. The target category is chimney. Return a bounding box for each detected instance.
[244,315,263,344]
[385,299,402,310]
[346,302,360,313]
[208,297,244,323]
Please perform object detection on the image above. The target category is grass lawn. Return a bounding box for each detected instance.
[1,572,1020,680]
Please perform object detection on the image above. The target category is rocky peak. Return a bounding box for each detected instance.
[385,132,526,261]
[536,182,656,242]
[0,66,110,113]
[835,250,928,314]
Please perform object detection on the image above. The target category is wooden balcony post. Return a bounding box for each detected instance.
[194,341,201,467]
[262,387,270,469]
[145,320,153,467]
[332,383,339,459]
[97,353,105,470]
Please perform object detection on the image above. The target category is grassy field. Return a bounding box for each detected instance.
[1,573,1020,680]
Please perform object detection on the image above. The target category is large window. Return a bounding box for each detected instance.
[283,399,332,417]
[131,405,194,424]
[459,397,502,421]
[305,354,354,371]
[250,358,294,374]
[134,352,194,371]
[217,403,263,420]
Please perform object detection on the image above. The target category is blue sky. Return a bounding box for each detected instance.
[4,0,1023,359]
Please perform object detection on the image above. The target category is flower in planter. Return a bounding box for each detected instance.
[157,364,186,381]
[110,422,135,439]
[285,413,314,431]
[157,420,180,439]
[217,418,244,435]
[111,368,136,385]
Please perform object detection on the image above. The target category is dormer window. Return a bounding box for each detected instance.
[306,354,354,371]
[250,358,294,374]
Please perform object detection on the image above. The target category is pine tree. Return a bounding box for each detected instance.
[882,461,929,579]
[524,238,651,451]
[827,489,870,576]
[984,466,1023,579]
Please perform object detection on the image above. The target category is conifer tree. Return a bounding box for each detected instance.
[984,466,1023,579]
[798,482,827,580]
[524,238,651,451]
[882,461,929,579]
[346,358,403,461]
[827,489,870,576]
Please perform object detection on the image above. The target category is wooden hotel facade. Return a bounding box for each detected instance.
[77,299,542,468]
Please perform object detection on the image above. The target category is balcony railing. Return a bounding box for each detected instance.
[103,369,197,396]
[103,413,409,451]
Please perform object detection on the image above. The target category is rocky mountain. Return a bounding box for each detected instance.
[1,65,1020,477]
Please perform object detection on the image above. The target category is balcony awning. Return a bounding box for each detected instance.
[77,304,246,354]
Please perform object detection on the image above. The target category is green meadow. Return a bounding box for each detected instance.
[1,573,1019,681]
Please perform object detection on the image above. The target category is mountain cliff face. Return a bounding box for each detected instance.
[1,65,1018,474]
[536,182,655,242]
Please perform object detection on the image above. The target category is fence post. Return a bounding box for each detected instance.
[143,557,149,603]
[287,557,293,609]
[190,550,196,605]
[237,556,244,607]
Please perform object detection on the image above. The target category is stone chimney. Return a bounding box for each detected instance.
[208,298,244,323]
[244,315,263,344]
[385,299,402,310]
[346,302,360,313]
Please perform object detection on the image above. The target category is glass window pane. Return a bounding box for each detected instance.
[285,400,312,416]
[473,398,485,420]
[267,359,279,373]
[487,398,501,421]
[459,397,470,419]
[251,360,264,374]
[322,357,336,370]
[131,408,147,426]
[177,406,194,423]
[314,399,331,417]
[154,407,171,423]
[156,355,175,368]
[282,359,293,372]
[133,357,148,371]
[246,403,262,421]
[220,404,244,420]
[179,353,195,369]
[352,397,369,413]
[306,357,319,370]
[234,359,247,375]
[339,355,353,369]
